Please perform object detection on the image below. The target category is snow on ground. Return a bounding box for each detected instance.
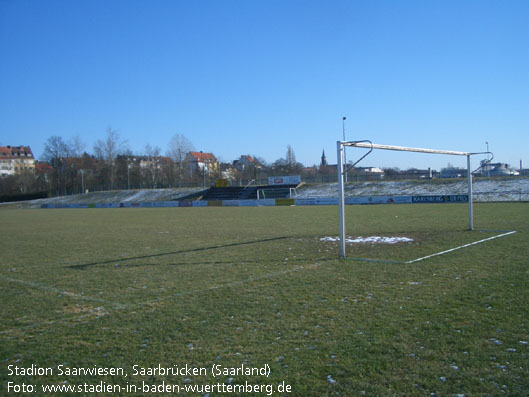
[298,177,529,202]
[321,236,414,244]
[3,188,204,209]
[3,177,528,208]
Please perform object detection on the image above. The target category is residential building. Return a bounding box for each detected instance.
[233,155,256,171]
[440,166,467,178]
[220,162,237,181]
[0,145,35,176]
[355,166,385,175]
[35,161,53,174]
[399,168,434,179]
[184,151,219,176]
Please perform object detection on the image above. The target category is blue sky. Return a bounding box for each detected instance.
[1,0,528,170]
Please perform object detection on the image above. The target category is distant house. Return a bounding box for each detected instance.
[233,155,256,171]
[220,162,237,181]
[184,151,219,176]
[402,168,435,179]
[355,166,384,175]
[440,166,467,178]
[352,166,385,180]
[35,161,53,174]
[117,154,173,170]
[139,156,172,170]
[0,145,35,176]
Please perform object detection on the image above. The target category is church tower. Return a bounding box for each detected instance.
[321,149,327,167]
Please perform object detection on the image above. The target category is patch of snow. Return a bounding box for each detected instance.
[10,187,204,208]
[321,236,413,244]
[322,236,338,242]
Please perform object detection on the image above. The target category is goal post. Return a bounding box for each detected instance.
[337,140,476,259]
[257,187,297,199]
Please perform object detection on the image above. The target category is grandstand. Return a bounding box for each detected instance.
[200,184,298,201]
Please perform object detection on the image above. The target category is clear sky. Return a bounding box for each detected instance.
[1,0,528,171]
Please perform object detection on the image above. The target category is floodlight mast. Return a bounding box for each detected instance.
[337,140,476,259]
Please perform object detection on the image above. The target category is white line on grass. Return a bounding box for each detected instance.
[1,260,324,335]
[0,275,129,336]
[0,274,127,309]
[139,262,323,307]
[0,262,324,336]
[405,231,516,264]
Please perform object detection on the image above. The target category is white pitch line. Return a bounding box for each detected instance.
[405,231,516,264]
[0,262,323,334]
[140,262,323,307]
[0,275,129,336]
[0,274,127,309]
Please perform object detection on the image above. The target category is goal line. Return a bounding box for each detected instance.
[404,230,516,263]
[344,230,516,264]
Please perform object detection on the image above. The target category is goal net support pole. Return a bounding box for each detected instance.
[337,141,475,259]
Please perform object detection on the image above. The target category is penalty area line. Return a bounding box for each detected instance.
[0,274,128,309]
[405,230,517,264]
[138,262,324,308]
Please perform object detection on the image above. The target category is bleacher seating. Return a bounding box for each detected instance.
[201,184,298,201]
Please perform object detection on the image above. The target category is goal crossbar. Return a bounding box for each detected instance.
[344,141,470,156]
[337,140,475,259]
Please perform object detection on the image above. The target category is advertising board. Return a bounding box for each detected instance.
[268,176,301,185]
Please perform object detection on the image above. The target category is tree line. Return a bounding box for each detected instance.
[1,128,317,198]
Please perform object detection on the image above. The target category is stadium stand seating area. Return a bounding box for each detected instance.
[201,184,298,201]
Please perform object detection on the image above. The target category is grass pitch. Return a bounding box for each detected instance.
[1,203,528,395]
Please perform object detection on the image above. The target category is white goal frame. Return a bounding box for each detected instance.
[257,187,297,200]
[337,140,480,259]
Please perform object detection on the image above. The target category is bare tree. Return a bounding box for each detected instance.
[93,127,126,161]
[281,145,303,174]
[93,127,127,190]
[42,136,69,163]
[167,134,194,186]
[42,136,70,194]
[286,144,296,168]
[68,134,86,157]
[144,143,162,188]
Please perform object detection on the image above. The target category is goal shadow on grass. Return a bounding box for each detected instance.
[68,236,293,270]
[66,230,516,271]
